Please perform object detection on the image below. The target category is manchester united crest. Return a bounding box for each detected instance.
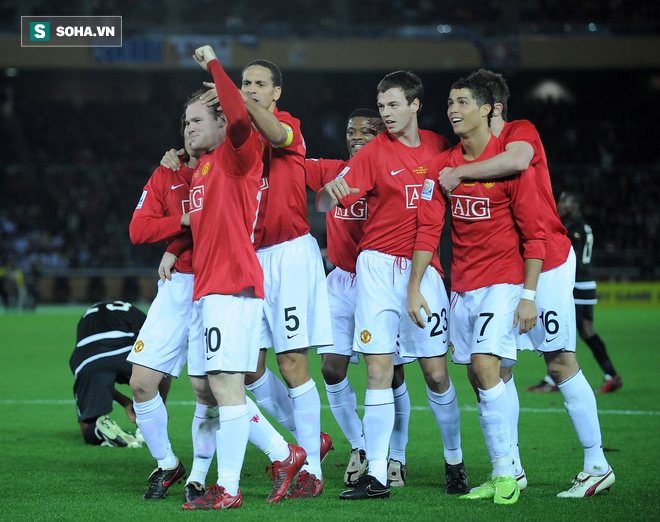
[360,330,372,343]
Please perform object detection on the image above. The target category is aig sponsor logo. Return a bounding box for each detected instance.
[405,184,423,209]
[180,198,190,215]
[334,199,367,221]
[260,177,269,190]
[452,195,490,220]
[190,186,204,213]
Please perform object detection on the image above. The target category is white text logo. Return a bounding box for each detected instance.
[451,195,491,220]
[334,199,367,221]
[405,185,423,209]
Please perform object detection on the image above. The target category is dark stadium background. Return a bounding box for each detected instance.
[0,0,658,304]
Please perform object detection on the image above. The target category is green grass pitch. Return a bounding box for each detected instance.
[1,306,659,520]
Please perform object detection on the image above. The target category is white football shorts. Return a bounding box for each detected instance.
[517,248,577,354]
[449,283,521,367]
[127,272,193,378]
[353,250,449,358]
[195,293,263,373]
[257,233,333,353]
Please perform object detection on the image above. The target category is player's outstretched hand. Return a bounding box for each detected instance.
[158,252,178,282]
[514,298,538,334]
[161,148,185,171]
[438,166,461,198]
[324,178,359,202]
[193,45,217,71]
[407,288,431,329]
[200,81,221,111]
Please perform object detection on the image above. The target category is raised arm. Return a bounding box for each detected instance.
[241,93,289,146]
[193,45,251,149]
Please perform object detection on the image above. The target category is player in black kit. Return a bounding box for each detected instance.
[527,192,622,393]
[69,300,169,445]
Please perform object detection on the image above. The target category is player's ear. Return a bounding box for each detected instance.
[410,98,421,113]
[481,103,492,119]
[217,112,228,128]
[492,102,503,118]
[273,86,282,103]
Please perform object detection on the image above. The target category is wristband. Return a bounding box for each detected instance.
[521,289,536,301]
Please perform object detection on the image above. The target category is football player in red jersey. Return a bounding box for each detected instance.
[200,59,333,498]
[411,76,545,505]
[317,71,466,500]
[436,69,614,498]
[307,110,414,488]
[128,114,205,501]
[160,45,269,511]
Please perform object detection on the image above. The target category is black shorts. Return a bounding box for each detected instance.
[72,351,132,423]
[574,287,596,325]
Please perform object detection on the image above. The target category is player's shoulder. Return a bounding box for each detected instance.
[274,108,300,128]
[420,129,451,150]
[503,119,540,140]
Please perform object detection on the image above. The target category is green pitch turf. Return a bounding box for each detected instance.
[1,306,659,520]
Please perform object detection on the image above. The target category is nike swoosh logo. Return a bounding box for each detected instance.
[286,333,300,340]
[365,484,386,497]
[545,336,558,343]
[162,465,181,487]
[500,490,516,500]
[390,169,405,176]
[171,183,186,190]
[476,338,488,344]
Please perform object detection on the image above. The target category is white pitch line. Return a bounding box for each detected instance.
[1,399,658,416]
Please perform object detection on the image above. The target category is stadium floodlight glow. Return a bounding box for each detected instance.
[5,68,18,77]
[588,22,597,32]
[436,24,451,34]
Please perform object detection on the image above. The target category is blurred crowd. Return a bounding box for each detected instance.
[1,0,658,35]
[0,66,658,310]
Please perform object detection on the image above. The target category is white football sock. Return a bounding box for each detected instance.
[388,382,410,464]
[504,375,523,475]
[188,403,218,485]
[557,369,609,475]
[479,380,514,478]
[246,367,297,440]
[477,400,495,464]
[363,388,394,485]
[245,396,289,462]
[134,394,176,469]
[427,381,463,465]
[289,379,322,478]
[326,377,364,450]
[216,404,249,496]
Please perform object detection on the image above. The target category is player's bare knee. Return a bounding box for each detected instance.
[321,354,349,385]
[545,351,579,384]
[278,354,310,388]
[392,365,405,389]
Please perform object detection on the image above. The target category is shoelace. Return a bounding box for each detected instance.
[265,462,283,480]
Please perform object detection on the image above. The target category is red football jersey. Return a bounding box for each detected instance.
[338,130,450,274]
[253,109,309,248]
[129,164,193,273]
[419,134,546,292]
[499,120,571,271]
[306,157,366,273]
[187,59,264,300]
